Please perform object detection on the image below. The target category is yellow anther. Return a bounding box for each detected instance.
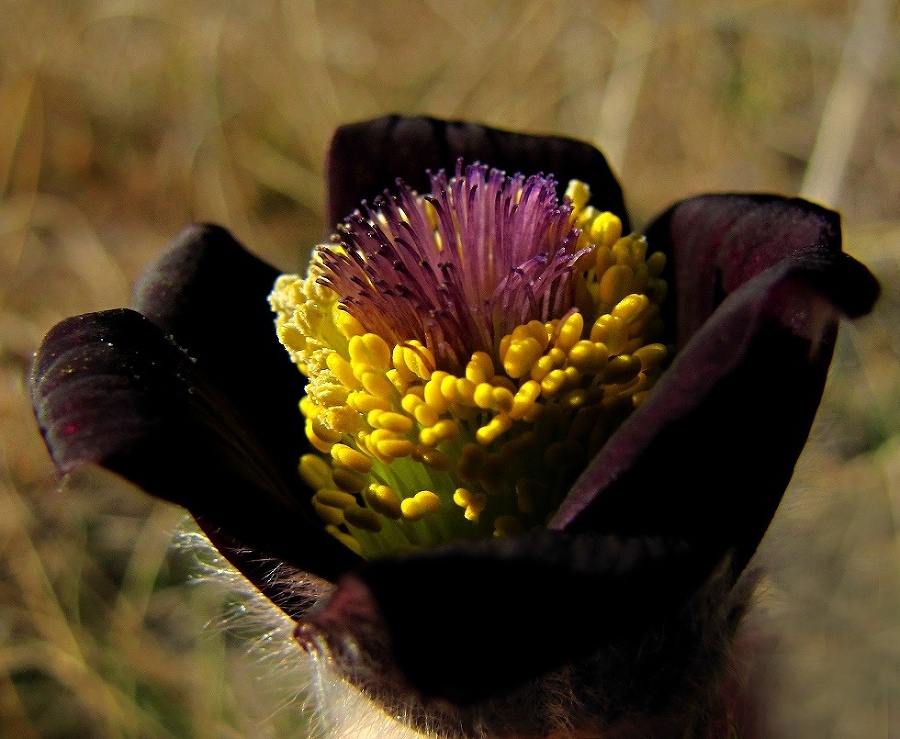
[359,369,394,399]
[424,372,452,413]
[335,310,365,339]
[419,418,460,447]
[368,410,414,435]
[331,443,373,473]
[401,491,442,521]
[364,484,403,519]
[509,380,542,420]
[634,343,668,370]
[374,435,415,460]
[343,503,383,532]
[590,314,627,355]
[349,333,392,368]
[565,179,591,211]
[603,355,642,385]
[612,294,650,325]
[567,339,606,374]
[493,515,524,537]
[466,351,495,384]
[306,420,335,453]
[326,353,362,390]
[331,467,368,494]
[593,245,614,278]
[454,377,477,405]
[325,524,362,556]
[299,453,333,489]
[413,400,440,428]
[502,336,544,379]
[453,487,487,521]
[599,264,632,306]
[313,488,357,510]
[347,391,391,414]
[589,212,622,248]
[555,312,584,352]
[540,368,569,397]
[394,341,434,380]
[476,413,513,445]
[310,417,342,444]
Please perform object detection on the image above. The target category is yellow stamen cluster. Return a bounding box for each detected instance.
[270,180,668,558]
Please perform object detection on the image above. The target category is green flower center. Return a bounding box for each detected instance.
[270,167,668,558]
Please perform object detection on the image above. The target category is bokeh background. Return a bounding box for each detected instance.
[0,0,897,737]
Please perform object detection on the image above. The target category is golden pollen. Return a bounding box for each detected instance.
[271,170,668,558]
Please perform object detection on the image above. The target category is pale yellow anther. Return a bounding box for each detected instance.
[348,391,391,414]
[310,417,342,444]
[612,294,650,325]
[401,490,442,521]
[363,484,403,519]
[599,264,633,306]
[555,312,585,353]
[466,351,494,384]
[326,353,362,390]
[299,453,333,489]
[419,418,460,447]
[589,212,623,248]
[493,515,524,537]
[476,413,513,445]
[331,443,373,473]
[394,341,434,380]
[368,410,414,435]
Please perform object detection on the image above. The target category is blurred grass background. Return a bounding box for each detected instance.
[0,0,897,736]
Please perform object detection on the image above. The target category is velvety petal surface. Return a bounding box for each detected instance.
[304,531,716,704]
[553,196,880,572]
[327,115,629,230]
[31,309,359,601]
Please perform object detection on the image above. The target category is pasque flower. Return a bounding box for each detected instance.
[31,116,879,738]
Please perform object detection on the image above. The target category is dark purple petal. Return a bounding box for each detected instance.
[552,197,879,573]
[302,531,717,704]
[132,224,307,501]
[327,115,629,230]
[649,195,877,349]
[30,309,360,604]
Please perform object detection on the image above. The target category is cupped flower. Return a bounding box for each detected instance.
[30,116,879,738]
